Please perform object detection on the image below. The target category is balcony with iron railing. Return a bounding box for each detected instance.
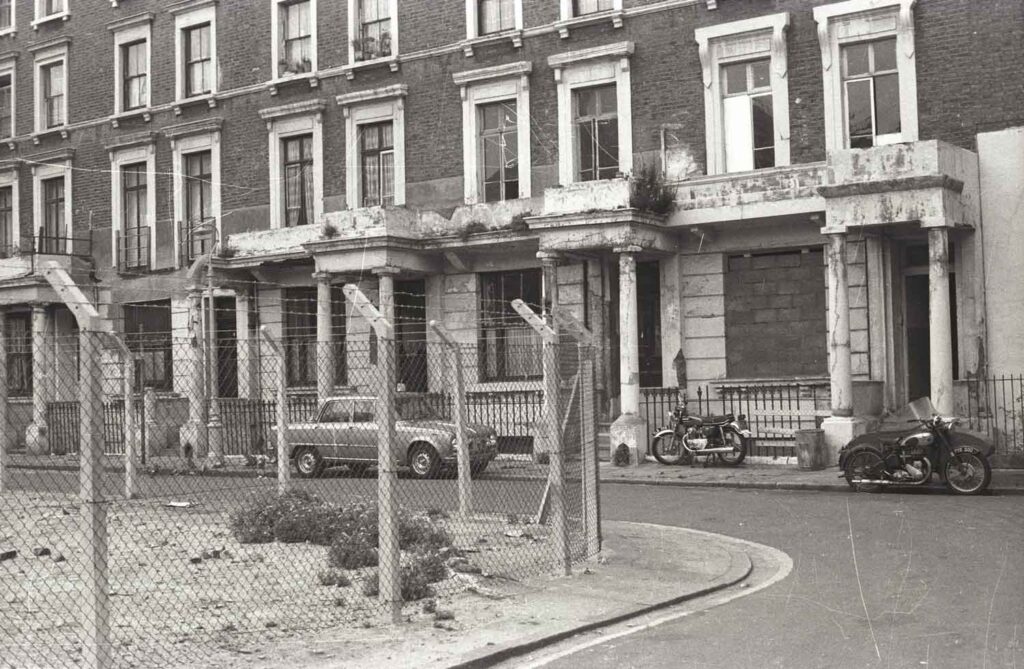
[178,219,215,268]
[117,227,151,274]
[0,228,93,281]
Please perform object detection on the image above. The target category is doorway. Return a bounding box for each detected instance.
[213,296,238,398]
[395,279,427,392]
[637,261,662,388]
[902,245,958,402]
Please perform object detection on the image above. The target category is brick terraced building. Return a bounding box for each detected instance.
[0,0,1021,464]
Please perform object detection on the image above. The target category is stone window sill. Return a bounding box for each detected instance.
[173,93,218,116]
[342,56,400,81]
[0,27,16,38]
[266,72,319,96]
[31,12,70,30]
[110,108,153,128]
[462,30,523,57]
[555,10,623,39]
[31,126,70,144]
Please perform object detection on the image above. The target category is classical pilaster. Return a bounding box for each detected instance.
[928,227,954,415]
[235,292,256,399]
[178,289,208,459]
[374,266,400,326]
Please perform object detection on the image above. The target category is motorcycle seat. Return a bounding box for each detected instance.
[699,414,733,425]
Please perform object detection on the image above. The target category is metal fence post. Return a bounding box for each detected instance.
[259,326,290,495]
[429,320,471,517]
[512,299,570,575]
[343,284,401,623]
[0,309,7,494]
[556,308,601,557]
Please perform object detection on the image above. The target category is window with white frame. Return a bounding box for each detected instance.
[172,1,218,102]
[338,86,406,209]
[282,133,314,226]
[275,0,314,77]
[549,43,633,186]
[814,0,918,152]
[479,102,518,201]
[39,177,64,251]
[109,141,156,272]
[184,23,212,97]
[574,0,612,16]
[32,160,72,254]
[359,121,393,207]
[573,84,618,182]
[31,39,68,134]
[0,185,13,254]
[480,0,514,35]
[168,121,221,268]
[0,0,13,33]
[35,0,65,22]
[721,59,774,171]
[0,72,12,139]
[355,0,391,61]
[694,13,791,175]
[453,62,532,204]
[842,37,900,148]
[111,17,152,115]
[260,100,324,228]
[0,168,18,255]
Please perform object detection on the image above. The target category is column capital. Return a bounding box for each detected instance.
[536,251,562,264]
[28,302,49,313]
[820,225,848,237]
[613,245,643,255]
[372,265,402,277]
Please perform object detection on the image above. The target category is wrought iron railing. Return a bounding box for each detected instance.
[965,374,1024,456]
[35,227,92,259]
[117,227,151,274]
[178,218,215,268]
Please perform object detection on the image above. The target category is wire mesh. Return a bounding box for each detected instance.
[0,327,599,668]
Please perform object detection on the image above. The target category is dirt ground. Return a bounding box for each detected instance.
[0,491,563,669]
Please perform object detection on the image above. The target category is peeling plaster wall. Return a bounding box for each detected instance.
[979,128,1024,373]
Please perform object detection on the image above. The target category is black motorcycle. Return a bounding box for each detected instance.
[839,397,994,495]
[651,404,751,466]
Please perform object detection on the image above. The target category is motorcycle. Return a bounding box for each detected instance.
[651,403,752,466]
[839,396,994,495]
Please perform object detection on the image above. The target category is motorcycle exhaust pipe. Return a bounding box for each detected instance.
[690,447,739,454]
[850,478,930,486]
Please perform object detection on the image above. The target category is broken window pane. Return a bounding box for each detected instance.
[874,72,901,136]
[846,78,874,147]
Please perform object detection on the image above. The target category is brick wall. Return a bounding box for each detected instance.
[724,249,827,379]
[0,0,1018,309]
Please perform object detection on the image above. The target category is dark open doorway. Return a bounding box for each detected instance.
[395,279,428,392]
[903,245,958,402]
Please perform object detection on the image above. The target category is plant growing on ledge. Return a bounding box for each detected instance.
[509,212,531,232]
[217,245,237,259]
[458,220,488,242]
[322,222,339,239]
[629,163,676,217]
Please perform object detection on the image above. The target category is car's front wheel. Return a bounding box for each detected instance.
[408,443,441,479]
[294,446,324,478]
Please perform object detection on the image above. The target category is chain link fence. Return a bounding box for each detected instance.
[0,297,600,668]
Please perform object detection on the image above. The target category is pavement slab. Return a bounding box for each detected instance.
[205,520,784,669]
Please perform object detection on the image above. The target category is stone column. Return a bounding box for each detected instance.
[609,245,647,466]
[537,251,560,318]
[25,304,50,454]
[821,229,866,462]
[928,227,954,415]
[374,266,399,325]
[314,271,335,402]
[235,292,255,399]
[178,289,208,459]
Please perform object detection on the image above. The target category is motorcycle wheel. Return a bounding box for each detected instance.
[944,450,991,495]
[652,433,691,466]
[717,430,747,466]
[844,449,885,492]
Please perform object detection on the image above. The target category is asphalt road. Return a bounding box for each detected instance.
[544,484,1024,669]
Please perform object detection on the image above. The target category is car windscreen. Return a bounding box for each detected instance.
[318,400,349,423]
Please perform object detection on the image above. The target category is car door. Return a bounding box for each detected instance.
[314,399,352,460]
[347,399,378,462]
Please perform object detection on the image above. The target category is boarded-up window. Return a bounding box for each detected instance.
[724,250,827,378]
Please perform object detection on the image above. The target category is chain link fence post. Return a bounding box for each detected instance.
[0,309,7,494]
[260,325,291,495]
[556,308,602,557]
[343,283,401,623]
[512,299,570,575]
[429,320,472,517]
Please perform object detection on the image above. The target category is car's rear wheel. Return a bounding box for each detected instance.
[294,446,324,479]
[408,443,441,479]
